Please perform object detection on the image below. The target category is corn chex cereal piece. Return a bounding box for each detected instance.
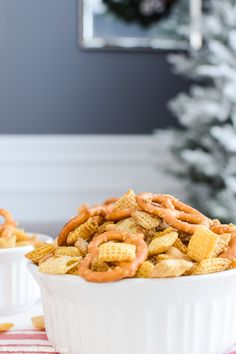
[187,227,220,262]
[113,189,138,210]
[166,247,191,261]
[151,259,193,278]
[67,217,99,245]
[14,229,31,241]
[98,242,136,262]
[136,261,154,278]
[156,254,173,262]
[91,256,109,272]
[115,217,141,234]
[96,221,114,235]
[0,323,14,332]
[217,233,231,251]
[0,235,16,248]
[38,256,80,274]
[173,238,187,254]
[212,234,231,258]
[55,246,80,257]
[148,232,178,255]
[191,258,231,275]
[152,227,175,239]
[132,210,160,230]
[220,233,231,244]
[31,316,45,331]
[74,237,88,256]
[25,244,56,264]
[33,240,48,249]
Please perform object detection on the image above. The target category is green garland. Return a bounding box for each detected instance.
[102,0,178,27]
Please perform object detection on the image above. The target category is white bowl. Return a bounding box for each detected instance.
[29,263,236,354]
[0,234,52,315]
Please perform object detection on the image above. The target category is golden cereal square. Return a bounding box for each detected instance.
[74,238,89,256]
[187,227,219,262]
[96,221,114,235]
[136,261,154,278]
[152,227,175,239]
[166,247,191,261]
[55,246,80,257]
[191,258,230,275]
[67,217,99,245]
[132,210,160,230]
[113,189,138,210]
[151,259,193,278]
[98,242,136,262]
[173,238,187,254]
[25,244,55,264]
[148,232,178,255]
[38,256,80,274]
[156,254,173,262]
[115,217,141,234]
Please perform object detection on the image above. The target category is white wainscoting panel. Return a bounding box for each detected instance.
[0,135,183,234]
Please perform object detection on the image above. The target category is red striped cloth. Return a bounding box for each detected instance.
[0,330,59,354]
[0,330,235,354]
[227,344,236,354]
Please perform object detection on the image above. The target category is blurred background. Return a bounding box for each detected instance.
[1,0,236,236]
[0,0,188,134]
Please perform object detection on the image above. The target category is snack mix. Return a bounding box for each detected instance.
[0,209,41,248]
[26,190,236,282]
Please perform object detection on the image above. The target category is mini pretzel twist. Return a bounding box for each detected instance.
[78,230,148,282]
[0,209,16,229]
[103,197,119,205]
[57,205,106,246]
[0,209,17,237]
[136,193,210,234]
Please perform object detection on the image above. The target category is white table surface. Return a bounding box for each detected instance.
[0,301,43,330]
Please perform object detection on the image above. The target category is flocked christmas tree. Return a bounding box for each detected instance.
[165,0,236,223]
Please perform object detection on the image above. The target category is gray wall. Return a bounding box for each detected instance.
[0,0,188,134]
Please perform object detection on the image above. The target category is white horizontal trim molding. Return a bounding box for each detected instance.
[0,134,182,224]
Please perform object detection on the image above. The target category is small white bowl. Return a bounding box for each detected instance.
[0,234,52,315]
[29,263,236,354]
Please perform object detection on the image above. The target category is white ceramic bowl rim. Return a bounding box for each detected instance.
[0,233,52,254]
[28,262,236,285]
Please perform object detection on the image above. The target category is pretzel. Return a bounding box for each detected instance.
[211,224,236,260]
[103,197,118,205]
[81,196,118,216]
[136,193,210,234]
[80,192,133,222]
[1,224,15,238]
[57,205,106,246]
[0,209,17,233]
[78,230,148,282]
[106,208,133,221]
